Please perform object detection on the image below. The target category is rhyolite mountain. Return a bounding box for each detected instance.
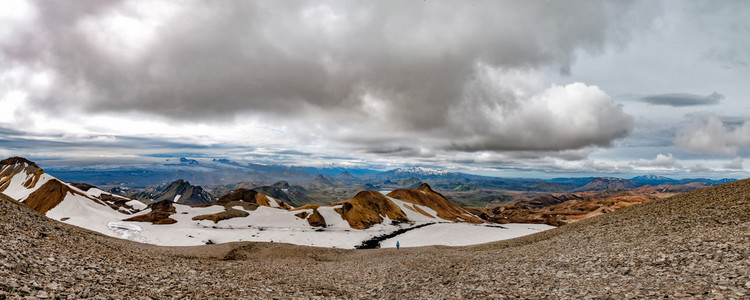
[0,157,147,232]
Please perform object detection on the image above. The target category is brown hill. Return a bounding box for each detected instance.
[332,191,408,229]
[387,183,484,223]
[486,191,656,226]
[290,204,327,227]
[124,200,177,224]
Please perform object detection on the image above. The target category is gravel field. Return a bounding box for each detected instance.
[1,179,749,299]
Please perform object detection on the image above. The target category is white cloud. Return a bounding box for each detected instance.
[447,67,633,151]
[633,153,681,169]
[675,114,750,156]
[724,157,743,170]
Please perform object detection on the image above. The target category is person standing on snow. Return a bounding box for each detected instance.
[396,241,400,249]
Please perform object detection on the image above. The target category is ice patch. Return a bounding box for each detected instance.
[107,221,144,241]
[108,221,142,232]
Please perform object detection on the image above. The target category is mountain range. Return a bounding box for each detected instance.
[0,157,503,248]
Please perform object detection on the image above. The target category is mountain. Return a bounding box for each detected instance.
[387,183,484,223]
[328,191,410,229]
[484,191,655,226]
[573,177,639,192]
[335,171,359,182]
[630,174,677,186]
[131,179,214,205]
[212,188,293,210]
[308,174,340,189]
[376,167,465,180]
[0,156,147,230]
[252,181,316,207]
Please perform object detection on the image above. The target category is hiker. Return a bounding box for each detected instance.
[396,241,400,249]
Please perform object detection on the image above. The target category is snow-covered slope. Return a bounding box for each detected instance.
[0,157,146,215]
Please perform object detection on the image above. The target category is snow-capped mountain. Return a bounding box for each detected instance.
[393,167,455,176]
[630,175,677,186]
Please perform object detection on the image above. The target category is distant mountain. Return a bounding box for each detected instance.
[630,175,677,186]
[378,167,463,179]
[630,175,737,187]
[573,177,639,192]
[336,171,359,182]
[132,179,214,205]
[308,175,340,189]
[353,183,377,191]
[252,181,315,207]
[676,177,737,186]
[382,177,423,188]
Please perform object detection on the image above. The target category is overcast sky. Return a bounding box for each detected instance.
[1,0,749,178]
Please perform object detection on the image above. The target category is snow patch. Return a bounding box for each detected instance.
[381,223,555,248]
[266,195,279,208]
[2,172,53,201]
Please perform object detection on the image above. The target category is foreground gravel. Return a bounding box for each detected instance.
[1,179,749,299]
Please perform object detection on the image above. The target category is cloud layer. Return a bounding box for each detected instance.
[640,92,724,107]
[1,0,637,155]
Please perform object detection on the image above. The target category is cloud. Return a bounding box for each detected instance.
[1,0,639,155]
[675,114,750,156]
[445,69,632,151]
[633,153,681,168]
[724,157,744,170]
[639,92,723,107]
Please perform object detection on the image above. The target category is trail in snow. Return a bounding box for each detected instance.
[355,223,436,249]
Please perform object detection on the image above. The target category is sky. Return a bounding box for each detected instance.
[1,0,749,179]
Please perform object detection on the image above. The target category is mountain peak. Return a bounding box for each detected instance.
[1,156,43,172]
[337,171,357,179]
[416,183,433,192]
[171,179,191,186]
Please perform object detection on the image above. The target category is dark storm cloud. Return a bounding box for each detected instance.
[0,127,219,153]
[640,92,724,107]
[3,0,641,153]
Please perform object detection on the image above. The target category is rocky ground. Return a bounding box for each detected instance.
[1,179,749,299]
